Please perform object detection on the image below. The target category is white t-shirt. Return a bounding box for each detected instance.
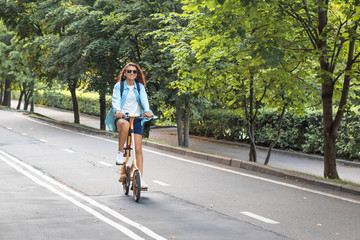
[122,85,141,116]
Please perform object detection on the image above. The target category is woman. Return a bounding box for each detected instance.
[112,62,153,189]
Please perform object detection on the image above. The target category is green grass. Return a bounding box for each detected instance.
[286,170,360,187]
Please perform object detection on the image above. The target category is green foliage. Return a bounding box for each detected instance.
[190,109,247,141]
[337,115,360,160]
[191,108,360,161]
[255,109,307,150]
[31,90,111,116]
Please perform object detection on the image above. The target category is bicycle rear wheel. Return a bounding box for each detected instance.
[132,170,141,202]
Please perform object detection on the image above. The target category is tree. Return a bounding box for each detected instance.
[160,0,313,160]
[278,0,360,179]
[0,21,14,107]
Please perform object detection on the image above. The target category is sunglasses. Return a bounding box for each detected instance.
[126,69,138,74]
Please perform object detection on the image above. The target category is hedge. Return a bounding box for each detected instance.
[190,108,360,161]
[31,90,111,117]
[14,90,359,161]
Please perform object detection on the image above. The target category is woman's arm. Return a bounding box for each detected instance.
[112,82,124,118]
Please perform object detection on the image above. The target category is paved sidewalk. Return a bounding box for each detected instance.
[9,100,360,188]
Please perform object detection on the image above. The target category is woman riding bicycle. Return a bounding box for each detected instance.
[111,62,153,189]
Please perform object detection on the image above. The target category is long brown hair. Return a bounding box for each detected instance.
[117,62,146,87]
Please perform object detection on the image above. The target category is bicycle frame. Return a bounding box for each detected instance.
[119,115,144,202]
[119,116,142,180]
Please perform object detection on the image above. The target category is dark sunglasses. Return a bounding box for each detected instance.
[126,69,138,74]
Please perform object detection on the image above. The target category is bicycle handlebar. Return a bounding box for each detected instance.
[122,112,157,120]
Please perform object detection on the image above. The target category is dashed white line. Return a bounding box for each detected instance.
[63,149,74,153]
[241,212,279,224]
[39,139,47,143]
[152,180,170,187]
[98,161,112,167]
[6,127,12,130]
[19,115,360,205]
[21,133,27,136]
[143,149,360,205]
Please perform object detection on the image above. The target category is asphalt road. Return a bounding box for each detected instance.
[1,110,360,240]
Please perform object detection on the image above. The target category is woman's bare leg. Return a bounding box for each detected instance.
[116,119,130,152]
[134,133,144,176]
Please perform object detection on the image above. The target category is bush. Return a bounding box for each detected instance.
[32,90,111,116]
[14,89,360,161]
[190,108,360,161]
[190,109,247,141]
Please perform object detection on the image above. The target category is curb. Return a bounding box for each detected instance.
[26,113,360,195]
[169,132,360,168]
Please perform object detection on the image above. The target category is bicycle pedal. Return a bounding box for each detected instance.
[119,174,126,182]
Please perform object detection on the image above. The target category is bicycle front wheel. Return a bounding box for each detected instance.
[132,170,141,202]
[122,166,130,195]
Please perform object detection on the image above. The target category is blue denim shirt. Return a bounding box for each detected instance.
[112,80,150,114]
[105,80,153,132]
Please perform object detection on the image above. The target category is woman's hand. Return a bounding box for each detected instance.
[114,111,124,119]
[143,111,153,118]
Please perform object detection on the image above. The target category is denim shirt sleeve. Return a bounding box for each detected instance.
[112,82,121,112]
[137,83,150,113]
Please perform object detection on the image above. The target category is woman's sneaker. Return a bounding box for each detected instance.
[116,152,125,165]
[141,179,148,190]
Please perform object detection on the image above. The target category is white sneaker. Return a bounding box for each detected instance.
[141,179,148,190]
[116,152,125,165]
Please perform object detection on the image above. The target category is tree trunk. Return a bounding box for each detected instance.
[248,73,257,162]
[17,90,25,109]
[183,98,190,148]
[30,98,34,113]
[2,78,11,107]
[23,83,34,111]
[0,82,3,104]
[264,105,286,165]
[175,97,183,147]
[69,83,80,124]
[248,121,257,162]
[23,92,29,111]
[317,2,339,179]
[99,92,106,130]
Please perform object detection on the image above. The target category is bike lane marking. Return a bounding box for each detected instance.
[98,161,113,167]
[142,149,360,205]
[241,211,279,224]
[152,180,170,187]
[0,150,167,240]
[20,115,360,205]
[63,148,74,153]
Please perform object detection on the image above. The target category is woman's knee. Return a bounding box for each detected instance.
[117,119,129,130]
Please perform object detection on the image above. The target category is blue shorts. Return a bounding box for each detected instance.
[114,118,143,135]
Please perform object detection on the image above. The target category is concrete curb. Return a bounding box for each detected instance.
[26,113,360,195]
[171,133,360,168]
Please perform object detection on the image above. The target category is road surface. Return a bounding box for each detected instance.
[1,110,360,240]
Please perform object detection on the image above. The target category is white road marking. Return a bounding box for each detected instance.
[241,211,279,224]
[21,133,27,136]
[143,149,360,205]
[0,150,167,240]
[0,153,144,240]
[152,180,170,187]
[6,127,12,130]
[39,139,47,143]
[19,115,360,205]
[98,161,112,167]
[63,148,74,153]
